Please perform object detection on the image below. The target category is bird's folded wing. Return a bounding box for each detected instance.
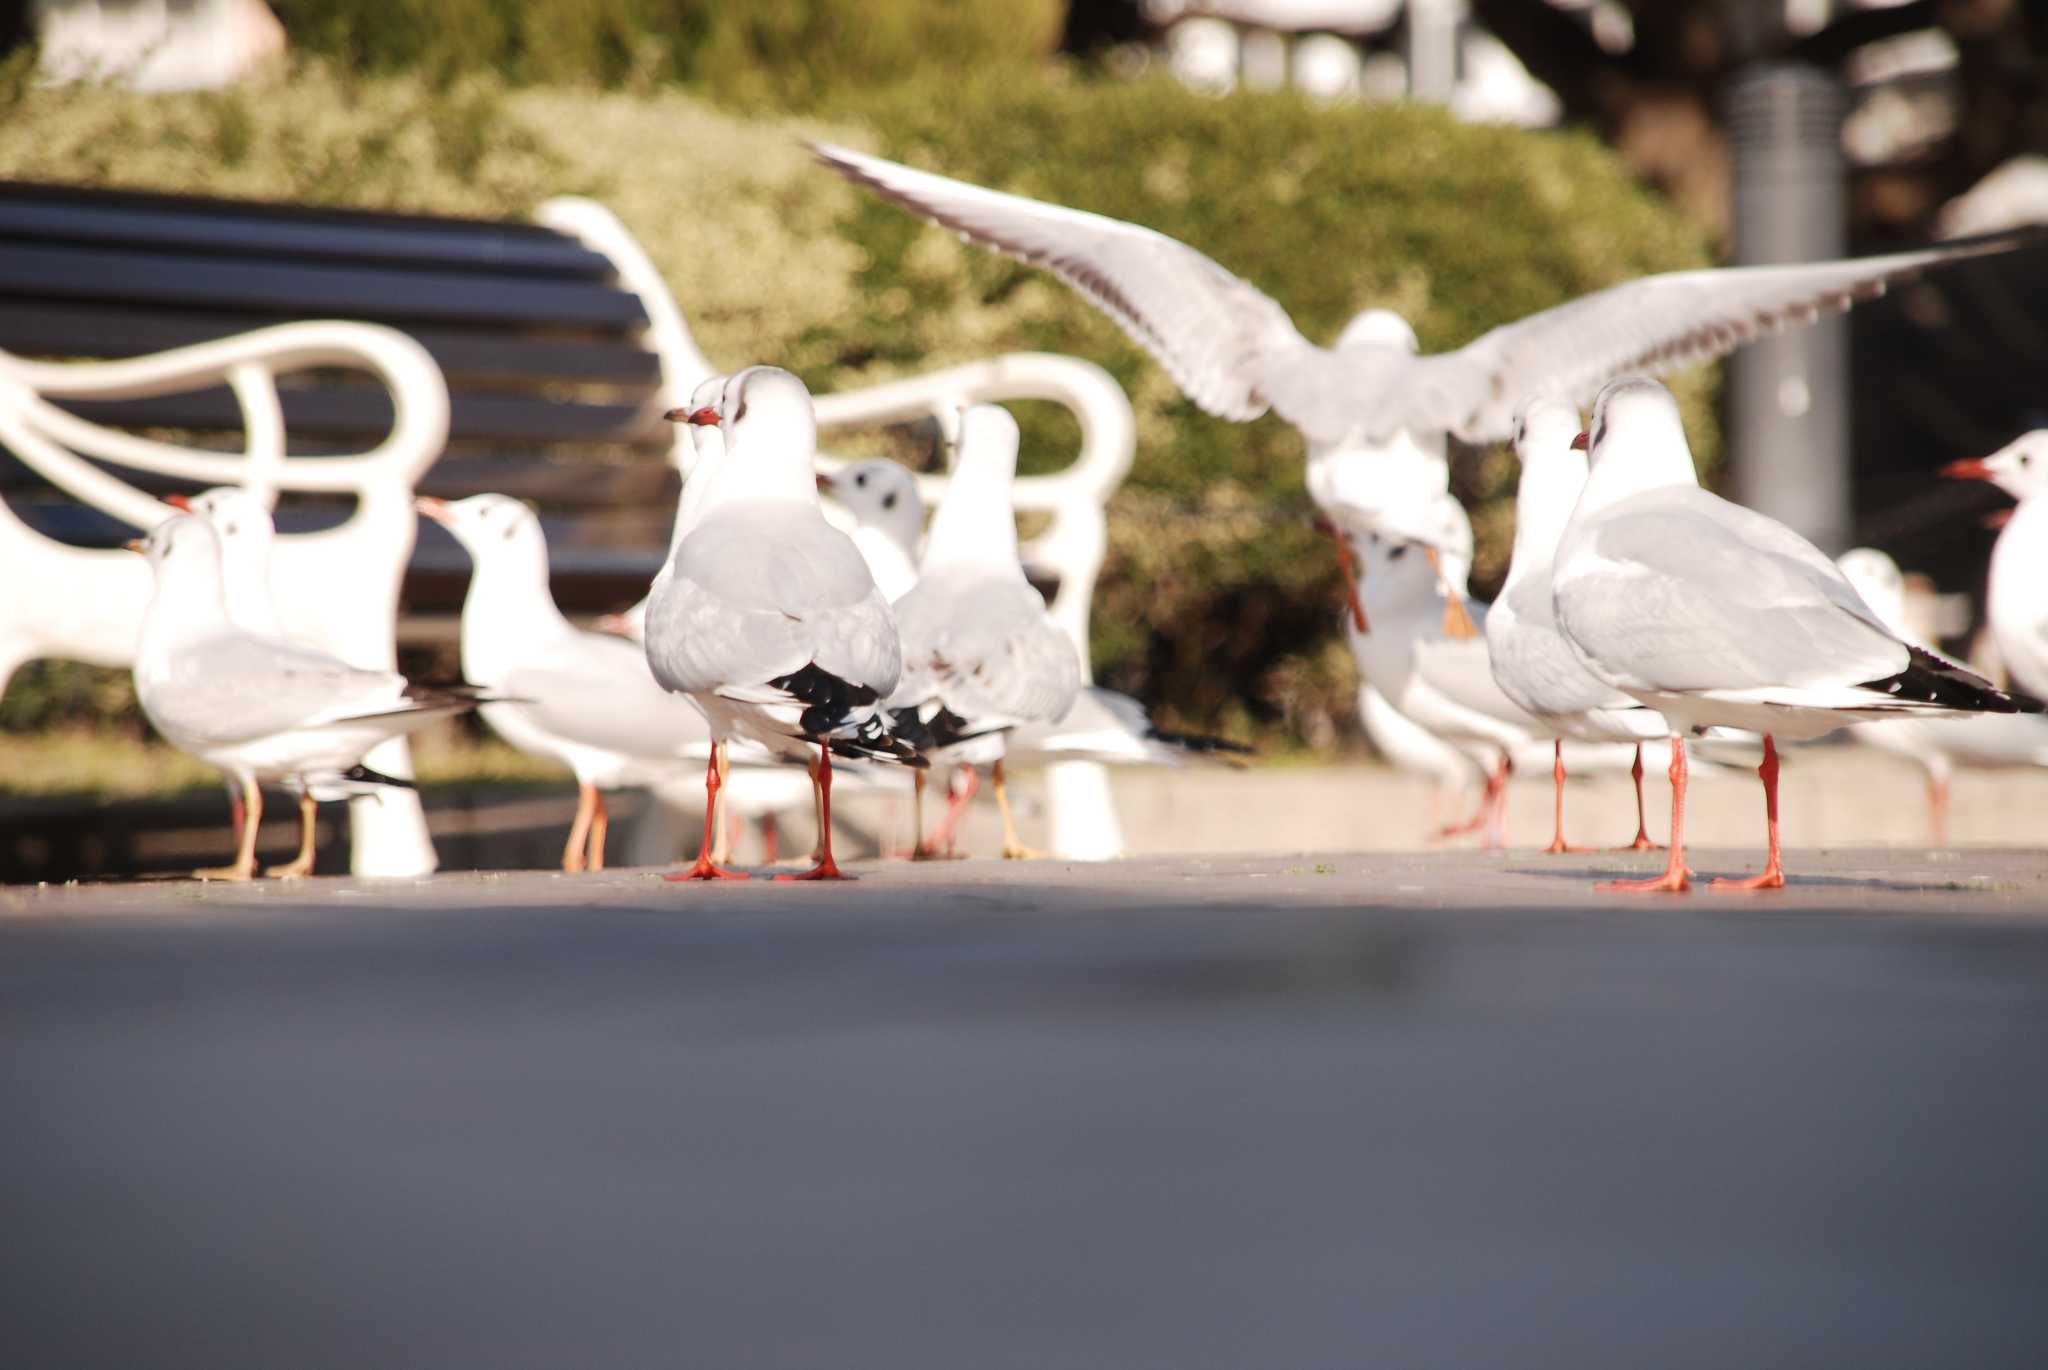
[1558,494,1908,698]
[894,578,1082,727]
[1489,579,1644,719]
[1413,632,1537,730]
[812,140,1315,426]
[1405,229,2039,444]
[501,641,710,759]
[157,634,407,744]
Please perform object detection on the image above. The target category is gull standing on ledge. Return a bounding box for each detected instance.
[643,366,918,882]
[1552,379,2041,894]
[1942,430,2048,702]
[1486,398,1671,853]
[421,493,724,874]
[1837,547,2048,845]
[885,405,1082,858]
[129,515,478,881]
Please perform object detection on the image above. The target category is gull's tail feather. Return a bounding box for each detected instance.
[1858,646,2044,715]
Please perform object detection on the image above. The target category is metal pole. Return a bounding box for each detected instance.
[1726,62,1851,553]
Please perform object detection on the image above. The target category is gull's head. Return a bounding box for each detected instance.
[130,512,223,582]
[1835,548,1906,629]
[178,485,276,552]
[416,493,546,565]
[1580,377,1695,490]
[821,458,924,546]
[1511,396,1583,468]
[720,366,817,457]
[1943,428,2048,503]
[1334,308,1419,354]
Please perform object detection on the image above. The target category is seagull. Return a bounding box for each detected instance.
[811,140,2031,507]
[1942,430,2048,702]
[419,492,737,873]
[884,404,1083,858]
[1837,547,2048,845]
[1341,489,1546,850]
[1486,397,1672,853]
[643,365,920,881]
[161,489,427,876]
[817,458,923,602]
[1551,378,2041,893]
[128,514,479,881]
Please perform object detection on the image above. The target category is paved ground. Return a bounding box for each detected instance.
[5,850,2048,1368]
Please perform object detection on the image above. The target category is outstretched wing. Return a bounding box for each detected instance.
[1404,230,2039,443]
[813,141,1321,427]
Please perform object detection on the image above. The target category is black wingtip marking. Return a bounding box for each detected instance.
[1145,726,1256,758]
[1858,646,2043,715]
[341,764,417,791]
[768,663,881,738]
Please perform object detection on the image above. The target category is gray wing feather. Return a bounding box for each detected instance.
[1406,234,2032,443]
[148,633,407,745]
[892,574,1082,726]
[1557,488,1907,696]
[1489,571,1645,719]
[501,633,710,758]
[813,142,1317,427]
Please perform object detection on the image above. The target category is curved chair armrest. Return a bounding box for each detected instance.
[0,322,449,528]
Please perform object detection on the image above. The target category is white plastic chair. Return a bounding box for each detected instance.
[0,321,450,876]
[538,197,1141,859]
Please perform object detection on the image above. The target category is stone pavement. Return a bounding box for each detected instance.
[4,851,2047,1368]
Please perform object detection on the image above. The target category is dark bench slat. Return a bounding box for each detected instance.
[0,198,617,278]
[57,386,666,446]
[419,456,678,509]
[1,242,649,329]
[0,301,665,385]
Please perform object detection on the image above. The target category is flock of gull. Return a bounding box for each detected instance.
[119,143,2048,890]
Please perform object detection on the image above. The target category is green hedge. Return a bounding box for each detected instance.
[0,62,1715,749]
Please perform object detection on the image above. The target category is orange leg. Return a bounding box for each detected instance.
[666,749,749,881]
[1712,734,1786,892]
[1482,751,1513,851]
[778,743,851,881]
[918,765,979,859]
[1543,741,1589,854]
[1926,771,1949,849]
[1599,737,1692,894]
[1613,743,1662,851]
[1437,758,1505,843]
[1314,516,1369,633]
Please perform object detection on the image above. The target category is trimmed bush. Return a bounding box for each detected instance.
[0,64,1714,750]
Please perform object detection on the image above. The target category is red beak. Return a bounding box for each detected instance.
[664,405,722,426]
[1940,457,1993,481]
[1569,431,1589,451]
[816,472,835,492]
[164,493,191,511]
[414,496,453,525]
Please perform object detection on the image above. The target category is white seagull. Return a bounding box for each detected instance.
[1486,397,1672,852]
[1837,547,2048,845]
[1551,378,2040,893]
[420,492,733,873]
[1942,430,2048,702]
[129,514,477,881]
[817,458,923,603]
[883,405,1083,858]
[643,366,918,881]
[811,140,2029,495]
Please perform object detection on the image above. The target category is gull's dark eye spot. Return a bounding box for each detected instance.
[881,492,897,511]
[1388,544,1410,560]
[855,472,868,487]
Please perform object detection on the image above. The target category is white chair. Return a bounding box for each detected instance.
[538,198,1141,858]
[0,321,449,876]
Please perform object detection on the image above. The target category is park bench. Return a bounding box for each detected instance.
[0,181,1137,874]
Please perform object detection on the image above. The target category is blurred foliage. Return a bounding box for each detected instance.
[0,57,1714,752]
[264,0,1064,108]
